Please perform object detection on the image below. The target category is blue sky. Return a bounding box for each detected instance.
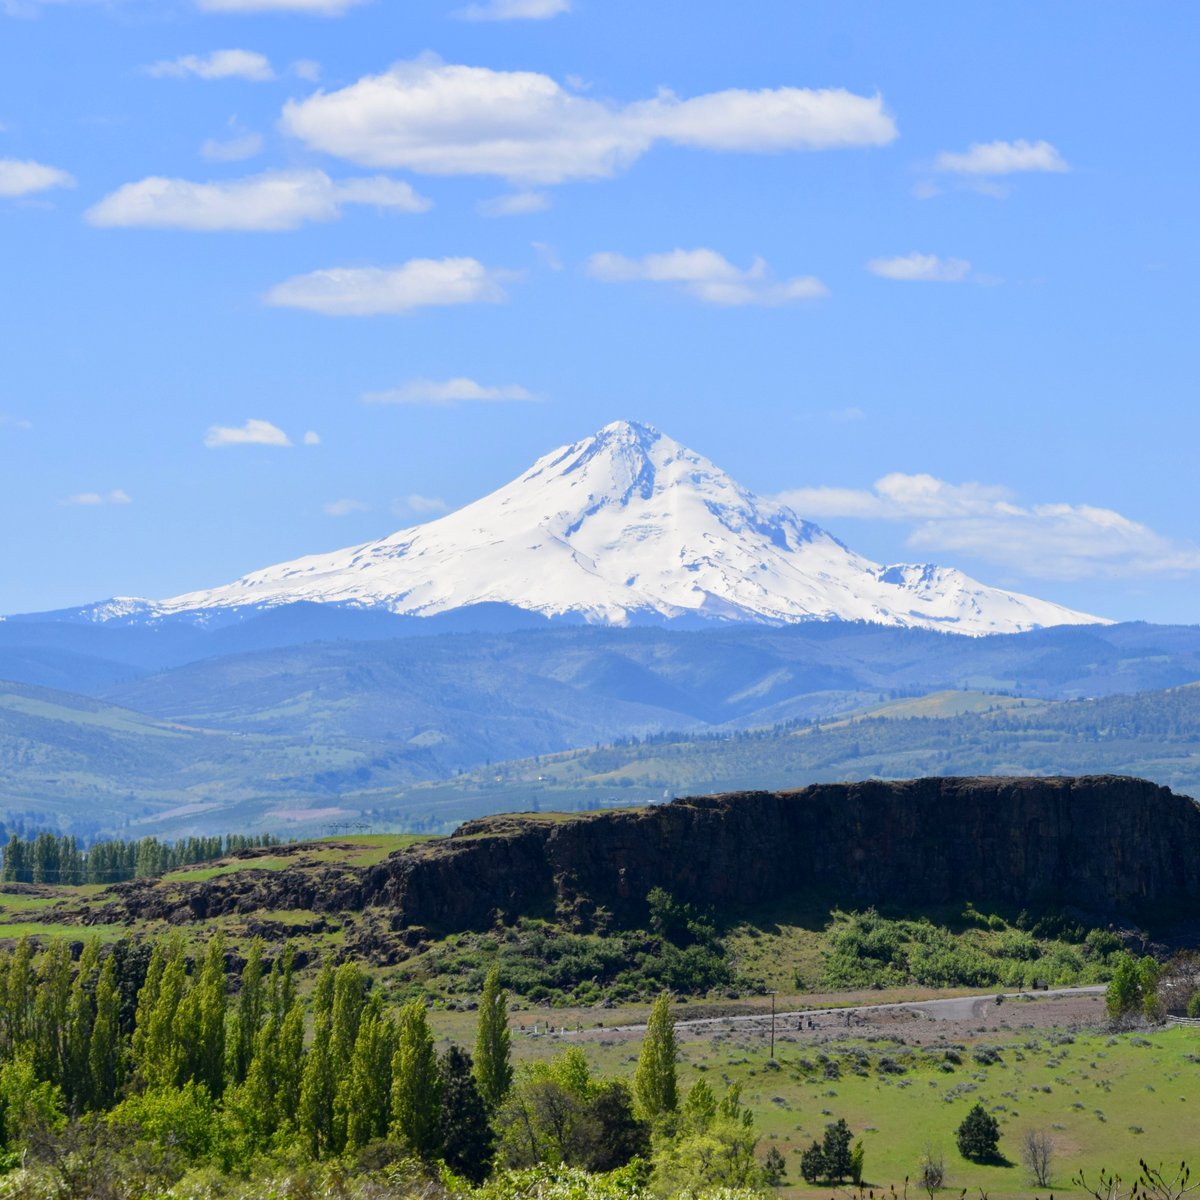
[1,0,1197,621]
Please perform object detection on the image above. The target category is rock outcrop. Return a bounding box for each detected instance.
[102,776,1200,933]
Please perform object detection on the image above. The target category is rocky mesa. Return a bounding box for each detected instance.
[102,775,1200,937]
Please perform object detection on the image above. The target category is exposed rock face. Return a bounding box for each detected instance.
[104,776,1200,931]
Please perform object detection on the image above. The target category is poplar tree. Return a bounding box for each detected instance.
[1,939,36,1057]
[298,962,337,1157]
[230,938,264,1085]
[275,996,305,1129]
[338,993,396,1151]
[140,937,188,1090]
[329,961,367,1077]
[391,1000,442,1160]
[89,954,123,1109]
[634,991,678,1121]
[32,939,72,1090]
[65,940,99,1108]
[130,941,165,1077]
[192,935,227,1096]
[473,964,512,1109]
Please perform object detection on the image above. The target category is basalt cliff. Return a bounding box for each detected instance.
[102,776,1200,941]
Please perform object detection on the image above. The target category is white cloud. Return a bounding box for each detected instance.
[458,0,569,20]
[0,158,75,197]
[196,0,368,14]
[85,168,429,231]
[532,240,562,271]
[201,129,264,162]
[478,190,550,217]
[325,498,369,516]
[588,248,827,306]
[0,413,33,430]
[265,257,511,316]
[291,59,321,82]
[866,252,971,283]
[363,378,538,406]
[934,139,1069,176]
[401,494,448,514]
[779,473,1200,581]
[281,58,896,184]
[146,49,275,82]
[62,489,131,507]
[204,418,293,447]
[303,430,320,445]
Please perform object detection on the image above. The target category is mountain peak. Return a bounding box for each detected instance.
[87,421,1105,636]
[596,418,662,444]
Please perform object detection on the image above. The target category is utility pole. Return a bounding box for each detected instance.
[768,989,777,1059]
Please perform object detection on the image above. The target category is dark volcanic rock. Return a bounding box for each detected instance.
[106,776,1200,932]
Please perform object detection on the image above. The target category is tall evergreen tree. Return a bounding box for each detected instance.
[440,1045,494,1184]
[473,964,512,1109]
[391,1000,443,1160]
[634,991,678,1121]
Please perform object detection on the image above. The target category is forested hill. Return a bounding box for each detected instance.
[392,684,1200,827]
[6,620,1200,837]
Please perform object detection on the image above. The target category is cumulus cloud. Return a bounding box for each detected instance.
[458,0,569,20]
[400,494,448,515]
[934,138,1069,176]
[265,257,511,316]
[588,248,827,306]
[86,168,429,231]
[363,378,538,406]
[204,418,293,447]
[325,498,369,516]
[291,59,321,82]
[146,49,275,82]
[201,128,264,162]
[62,489,131,506]
[478,190,550,217]
[303,430,320,445]
[0,158,75,197]
[280,58,896,184]
[866,252,971,283]
[196,0,368,14]
[779,473,1200,581]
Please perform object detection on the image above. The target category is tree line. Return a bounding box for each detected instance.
[0,832,281,885]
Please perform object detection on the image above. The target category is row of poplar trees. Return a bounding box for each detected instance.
[0,934,514,1182]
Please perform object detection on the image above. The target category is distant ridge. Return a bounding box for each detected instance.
[23,420,1104,637]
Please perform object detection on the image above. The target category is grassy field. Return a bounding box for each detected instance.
[423,1001,1199,1200]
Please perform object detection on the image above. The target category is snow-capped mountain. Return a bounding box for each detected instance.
[77,421,1104,636]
